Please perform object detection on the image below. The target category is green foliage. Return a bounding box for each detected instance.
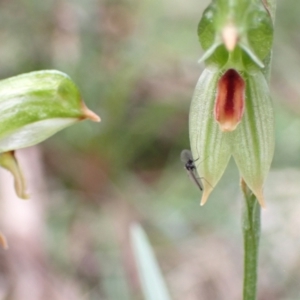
[131,224,172,300]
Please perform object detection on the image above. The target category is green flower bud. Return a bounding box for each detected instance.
[0,70,100,152]
[0,70,100,199]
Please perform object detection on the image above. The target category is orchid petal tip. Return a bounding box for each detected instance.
[81,103,101,122]
[200,187,213,206]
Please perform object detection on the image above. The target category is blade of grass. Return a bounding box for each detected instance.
[130,223,172,300]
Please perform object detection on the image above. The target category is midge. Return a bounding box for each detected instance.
[180,149,203,191]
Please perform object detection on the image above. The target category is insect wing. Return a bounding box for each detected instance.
[180,149,193,164]
[186,168,203,191]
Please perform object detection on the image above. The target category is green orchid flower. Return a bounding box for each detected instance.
[189,0,274,207]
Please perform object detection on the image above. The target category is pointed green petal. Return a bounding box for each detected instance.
[198,42,222,64]
[231,70,274,207]
[189,67,231,205]
[0,151,28,199]
[240,43,265,69]
[0,70,100,152]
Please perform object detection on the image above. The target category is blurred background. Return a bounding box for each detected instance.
[0,0,298,299]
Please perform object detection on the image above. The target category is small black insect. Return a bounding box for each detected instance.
[180,149,203,191]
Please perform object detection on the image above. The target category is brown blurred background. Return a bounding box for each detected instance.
[0,0,299,299]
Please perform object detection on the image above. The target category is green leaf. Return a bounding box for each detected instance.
[130,224,172,300]
[0,70,99,152]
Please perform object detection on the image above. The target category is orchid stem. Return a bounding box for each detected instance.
[241,179,261,300]
[241,2,276,298]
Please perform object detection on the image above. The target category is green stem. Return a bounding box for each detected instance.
[241,3,276,299]
[241,180,261,300]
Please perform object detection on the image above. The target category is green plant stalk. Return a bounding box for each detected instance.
[241,1,276,298]
[241,180,261,300]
